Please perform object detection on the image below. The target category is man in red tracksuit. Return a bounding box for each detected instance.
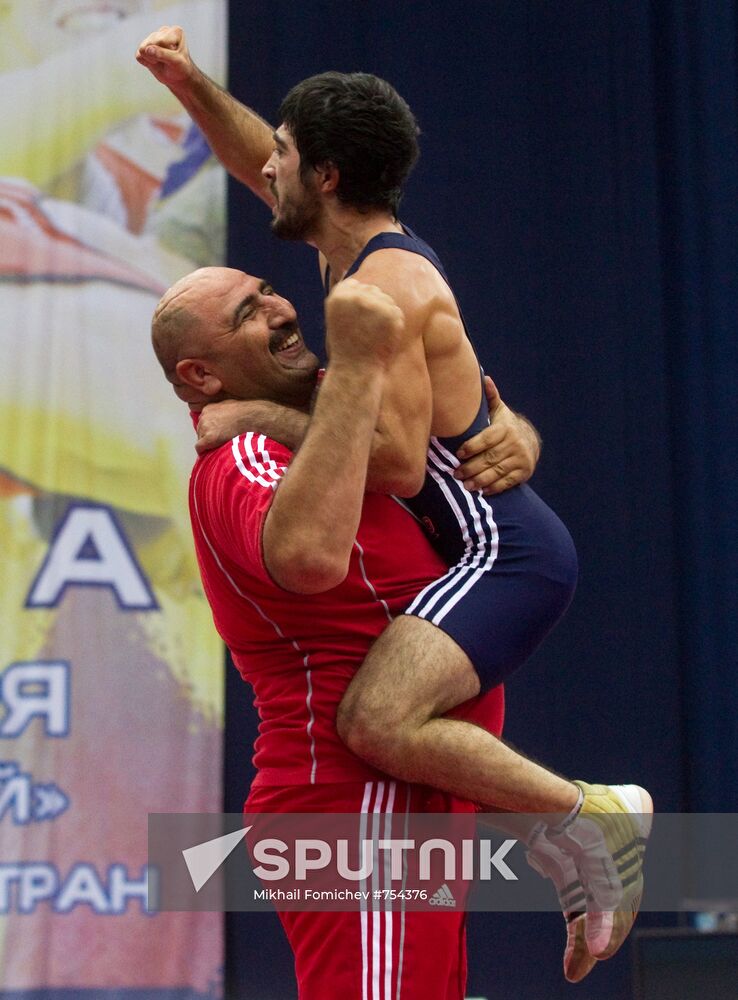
[153,267,506,998]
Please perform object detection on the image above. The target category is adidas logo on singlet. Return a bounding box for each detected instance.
[429,883,456,908]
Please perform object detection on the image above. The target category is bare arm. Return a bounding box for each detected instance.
[263,281,404,593]
[196,373,540,501]
[363,402,428,496]
[195,396,423,496]
[136,24,274,204]
[362,361,542,497]
[195,399,310,454]
[339,255,442,498]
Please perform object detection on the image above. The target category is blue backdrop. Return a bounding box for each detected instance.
[223,2,738,996]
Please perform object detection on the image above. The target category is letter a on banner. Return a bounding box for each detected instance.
[25,503,157,610]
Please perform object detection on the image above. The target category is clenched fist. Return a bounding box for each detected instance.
[325,278,405,370]
[135,25,194,90]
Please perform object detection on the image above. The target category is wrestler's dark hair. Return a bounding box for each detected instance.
[277,72,420,216]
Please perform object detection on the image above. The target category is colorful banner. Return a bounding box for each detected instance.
[0,2,226,995]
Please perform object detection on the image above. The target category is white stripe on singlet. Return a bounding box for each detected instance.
[191,458,318,781]
[404,437,499,625]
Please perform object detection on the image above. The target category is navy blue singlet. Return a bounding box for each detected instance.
[331,225,578,689]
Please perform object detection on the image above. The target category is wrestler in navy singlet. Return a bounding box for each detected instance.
[330,226,578,689]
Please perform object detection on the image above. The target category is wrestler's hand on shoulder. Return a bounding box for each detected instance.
[454,376,541,494]
[325,278,405,371]
[136,25,195,88]
[195,400,308,454]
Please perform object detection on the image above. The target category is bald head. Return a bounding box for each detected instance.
[151,266,319,410]
[151,268,224,381]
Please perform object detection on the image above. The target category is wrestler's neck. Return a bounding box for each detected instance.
[312,201,403,279]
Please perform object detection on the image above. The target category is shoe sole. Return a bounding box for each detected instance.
[565,914,598,983]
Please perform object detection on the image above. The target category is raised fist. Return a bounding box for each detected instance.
[135,25,195,89]
[325,278,405,369]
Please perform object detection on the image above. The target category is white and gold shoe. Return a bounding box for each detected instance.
[549,782,654,960]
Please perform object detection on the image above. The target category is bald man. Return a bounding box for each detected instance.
[152,267,652,992]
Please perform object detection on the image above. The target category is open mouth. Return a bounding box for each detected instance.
[269,325,302,357]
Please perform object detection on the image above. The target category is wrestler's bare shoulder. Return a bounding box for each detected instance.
[351,250,482,436]
[350,248,458,328]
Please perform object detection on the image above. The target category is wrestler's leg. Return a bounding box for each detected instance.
[336,614,579,812]
[336,617,652,973]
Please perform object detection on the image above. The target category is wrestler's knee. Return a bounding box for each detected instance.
[336,682,402,766]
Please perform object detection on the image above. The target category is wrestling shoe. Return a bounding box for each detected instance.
[526,828,598,982]
[548,782,653,960]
